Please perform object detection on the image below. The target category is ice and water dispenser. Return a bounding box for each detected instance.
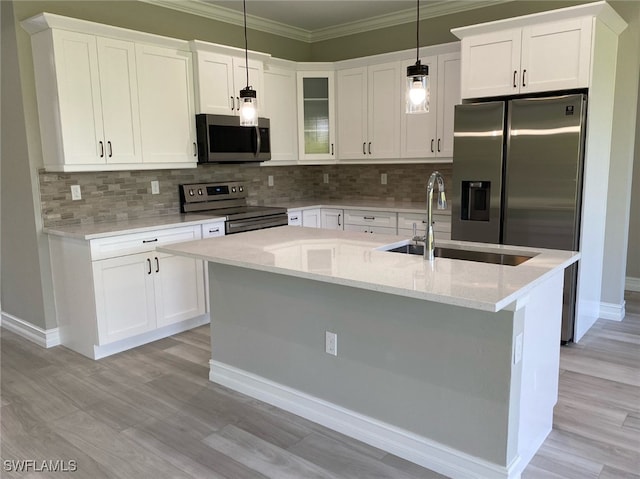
[460,181,490,221]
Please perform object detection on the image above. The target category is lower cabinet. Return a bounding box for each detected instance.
[320,209,344,230]
[288,210,303,226]
[302,208,321,228]
[398,212,452,240]
[343,209,396,235]
[49,224,207,359]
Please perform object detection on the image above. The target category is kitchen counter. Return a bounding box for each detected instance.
[43,213,225,240]
[273,199,452,215]
[159,225,577,312]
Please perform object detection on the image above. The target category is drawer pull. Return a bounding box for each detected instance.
[364,216,375,220]
[209,227,220,233]
[143,239,158,244]
[289,217,298,222]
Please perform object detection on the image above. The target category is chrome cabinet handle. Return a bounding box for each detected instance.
[368,142,371,155]
[155,257,159,273]
[363,142,366,155]
[99,141,104,158]
[107,141,113,158]
[430,139,434,153]
[513,70,517,88]
[437,138,441,152]
[147,258,152,275]
[522,69,527,87]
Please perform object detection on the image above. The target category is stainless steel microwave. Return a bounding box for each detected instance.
[195,114,271,163]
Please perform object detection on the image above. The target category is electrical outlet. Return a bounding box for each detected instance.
[268,175,274,187]
[323,173,329,184]
[151,180,160,194]
[381,173,387,185]
[325,331,337,356]
[70,185,82,201]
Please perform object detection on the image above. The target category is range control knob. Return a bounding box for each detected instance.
[231,187,237,193]
[239,186,244,192]
[198,188,203,195]
[188,189,195,196]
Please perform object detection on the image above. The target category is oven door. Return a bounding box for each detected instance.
[226,214,288,234]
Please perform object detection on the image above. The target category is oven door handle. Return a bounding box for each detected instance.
[254,125,261,157]
[226,216,288,234]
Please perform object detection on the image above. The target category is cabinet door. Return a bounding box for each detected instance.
[368,61,401,159]
[264,65,298,163]
[136,44,197,164]
[93,253,156,344]
[233,57,264,112]
[194,51,235,114]
[520,18,592,94]
[96,37,142,164]
[460,29,521,99]
[435,52,461,158]
[153,252,205,328]
[51,30,105,166]
[337,67,367,160]
[401,56,437,158]
[297,72,336,162]
[302,208,321,228]
[321,209,344,230]
[288,210,303,226]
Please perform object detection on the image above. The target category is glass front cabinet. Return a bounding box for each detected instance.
[296,70,336,163]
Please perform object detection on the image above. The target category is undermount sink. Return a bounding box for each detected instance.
[384,243,535,266]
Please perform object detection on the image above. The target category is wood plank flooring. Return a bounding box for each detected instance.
[1,293,639,478]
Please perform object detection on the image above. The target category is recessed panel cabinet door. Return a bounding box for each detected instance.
[96,37,142,164]
[367,61,401,159]
[436,52,461,158]
[153,252,205,328]
[53,30,105,165]
[195,52,235,114]
[337,67,367,159]
[401,55,437,158]
[93,253,156,345]
[136,44,197,164]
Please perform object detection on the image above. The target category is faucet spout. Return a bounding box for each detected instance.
[425,171,447,261]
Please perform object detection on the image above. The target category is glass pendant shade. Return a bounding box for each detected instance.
[239,87,258,126]
[406,61,429,113]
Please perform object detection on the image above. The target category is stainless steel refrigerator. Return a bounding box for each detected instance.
[451,93,587,343]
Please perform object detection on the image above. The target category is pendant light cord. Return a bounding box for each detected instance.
[243,0,249,88]
[415,0,420,63]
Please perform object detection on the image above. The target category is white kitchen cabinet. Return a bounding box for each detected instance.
[297,70,337,163]
[320,209,344,230]
[192,44,265,116]
[457,18,592,99]
[398,212,451,241]
[264,61,298,164]
[202,221,225,238]
[29,30,142,169]
[343,210,397,233]
[136,44,198,165]
[24,14,198,171]
[288,210,303,226]
[302,208,322,228]
[401,52,460,160]
[48,225,206,359]
[337,62,401,160]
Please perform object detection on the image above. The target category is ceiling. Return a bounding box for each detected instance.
[143,0,508,42]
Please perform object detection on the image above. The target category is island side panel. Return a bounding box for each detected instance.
[208,262,520,467]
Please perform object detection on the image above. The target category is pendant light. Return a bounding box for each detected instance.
[406,0,429,114]
[239,0,258,126]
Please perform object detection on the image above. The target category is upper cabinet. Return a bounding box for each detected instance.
[297,68,337,163]
[263,59,298,164]
[191,40,266,115]
[452,3,626,99]
[22,13,198,172]
[400,51,460,160]
[337,61,402,160]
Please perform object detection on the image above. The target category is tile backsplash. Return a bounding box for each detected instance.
[39,163,452,227]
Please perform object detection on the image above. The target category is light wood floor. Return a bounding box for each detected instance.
[2,293,639,479]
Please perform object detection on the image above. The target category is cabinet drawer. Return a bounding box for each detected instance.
[202,221,225,238]
[344,224,397,235]
[344,210,397,228]
[288,210,303,226]
[90,225,201,260]
[398,212,451,233]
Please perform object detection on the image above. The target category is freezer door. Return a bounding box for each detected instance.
[451,101,505,244]
[503,94,586,250]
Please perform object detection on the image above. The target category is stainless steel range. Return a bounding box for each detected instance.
[179,181,288,234]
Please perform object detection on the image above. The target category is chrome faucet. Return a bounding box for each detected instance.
[413,171,447,261]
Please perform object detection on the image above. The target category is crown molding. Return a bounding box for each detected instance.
[141,0,510,43]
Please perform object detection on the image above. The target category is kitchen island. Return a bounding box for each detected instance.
[159,226,579,479]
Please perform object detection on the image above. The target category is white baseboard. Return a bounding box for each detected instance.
[0,312,60,348]
[626,277,640,292]
[599,301,626,321]
[209,360,518,479]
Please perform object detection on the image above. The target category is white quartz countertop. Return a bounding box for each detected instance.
[43,214,226,240]
[273,199,451,215]
[158,226,579,312]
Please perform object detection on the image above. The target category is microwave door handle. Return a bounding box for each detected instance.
[254,125,261,157]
